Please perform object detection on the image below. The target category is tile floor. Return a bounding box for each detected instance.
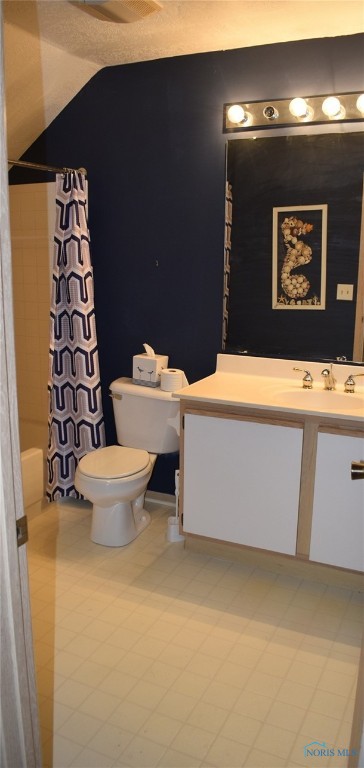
[28,499,363,768]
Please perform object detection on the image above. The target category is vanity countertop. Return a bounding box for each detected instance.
[173,355,364,422]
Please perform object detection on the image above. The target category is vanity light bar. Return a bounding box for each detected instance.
[223,92,364,133]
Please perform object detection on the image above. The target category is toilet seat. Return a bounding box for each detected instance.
[79,445,150,480]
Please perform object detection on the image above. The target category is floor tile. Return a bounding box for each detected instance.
[205,734,250,767]
[244,670,283,699]
[108,699,150,732]
[54,678,95,709]
[157,689,199,721]
[252,722,297,760]
[157,747,202,767]
[233,689,273,721]
[127,679,167,710]
[201,679,241,710]
[170,723,216,760]
[309,688,351,720]
[69,746,114,767]
[245,747,287,767]
[187,701,228,734]
[57,710,104,746]
[27,501,362,768]
[219,710,262,746]
[87,722,134,760]
[265,699,307,733]
[119,733,167,766]
[299,709,342,744]
[79,689,121,720]
[139,711,183,746]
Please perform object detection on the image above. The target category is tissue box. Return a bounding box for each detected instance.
[132,354,169,387]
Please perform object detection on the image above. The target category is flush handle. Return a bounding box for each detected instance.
[351,461,364,480]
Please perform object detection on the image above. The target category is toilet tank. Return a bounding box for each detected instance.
[110,377,180,454]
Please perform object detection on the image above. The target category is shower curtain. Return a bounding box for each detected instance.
[47,172,105,500]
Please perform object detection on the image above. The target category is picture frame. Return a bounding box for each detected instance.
[272,204,327,309]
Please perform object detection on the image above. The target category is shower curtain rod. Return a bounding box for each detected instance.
[8,159,87,175]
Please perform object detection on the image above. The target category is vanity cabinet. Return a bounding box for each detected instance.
[309,432,364,572]
[177,354,364,573]
[182,412,303,555]
[180,402,364,572]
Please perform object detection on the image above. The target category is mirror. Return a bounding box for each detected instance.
[223,130,364,362]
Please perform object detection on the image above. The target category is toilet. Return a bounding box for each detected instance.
[75,377,180,546]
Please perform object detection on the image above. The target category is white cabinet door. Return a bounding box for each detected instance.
[310,432,364,571]
[183,414,302,555]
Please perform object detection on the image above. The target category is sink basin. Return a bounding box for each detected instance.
[272,389,364,412]
[174,355,364,420]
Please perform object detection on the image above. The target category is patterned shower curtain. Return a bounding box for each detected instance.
[47,172,105,500]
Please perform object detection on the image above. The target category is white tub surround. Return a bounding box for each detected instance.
[21,448,44,519]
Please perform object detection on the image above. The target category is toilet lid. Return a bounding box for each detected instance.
[79,446,150,479]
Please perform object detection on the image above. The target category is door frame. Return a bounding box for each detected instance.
[0,7,41,765]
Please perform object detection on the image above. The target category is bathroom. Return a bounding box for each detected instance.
[8,33,364,499]
[3,8,364,768]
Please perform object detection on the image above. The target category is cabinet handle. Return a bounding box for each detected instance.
[351,461,364,480]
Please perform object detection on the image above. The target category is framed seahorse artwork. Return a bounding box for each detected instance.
[272,204,327,309]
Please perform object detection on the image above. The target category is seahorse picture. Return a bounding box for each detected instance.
[280,216,313,299]
[272,205,327,309]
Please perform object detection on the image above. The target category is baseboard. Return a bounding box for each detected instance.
[26,498,46,520]
[145,490,176,507]
[185,534,364,590]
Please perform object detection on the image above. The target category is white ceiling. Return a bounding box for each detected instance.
[3,0,364,159]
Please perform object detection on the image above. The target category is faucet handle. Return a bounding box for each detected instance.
[293,367,313,389]
[344,373,364,393]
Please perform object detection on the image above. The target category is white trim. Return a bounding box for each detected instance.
[145,490,175,506]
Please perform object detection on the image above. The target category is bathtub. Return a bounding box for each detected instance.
[21,448,44,518]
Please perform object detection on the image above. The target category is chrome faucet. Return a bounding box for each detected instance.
[321,364,336,391]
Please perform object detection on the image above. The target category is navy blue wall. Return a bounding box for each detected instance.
[9,34,364,492]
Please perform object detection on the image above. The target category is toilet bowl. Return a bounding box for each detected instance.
[75,445,157,546]
[75,376,180,546]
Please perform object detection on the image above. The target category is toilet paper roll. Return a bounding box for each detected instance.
[160,369,188,392]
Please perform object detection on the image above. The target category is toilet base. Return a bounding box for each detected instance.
[91,496,151,546]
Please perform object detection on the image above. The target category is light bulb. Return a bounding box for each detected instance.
[263,105,279,120]
[227,104,246,125]
[322,96,344,119]
[356,94,364,115]
[289,98,309,118]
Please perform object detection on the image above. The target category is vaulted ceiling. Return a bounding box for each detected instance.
[3,0,364,160]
